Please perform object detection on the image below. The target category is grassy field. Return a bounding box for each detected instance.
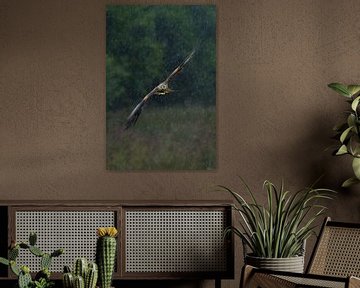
[106,105,216,171]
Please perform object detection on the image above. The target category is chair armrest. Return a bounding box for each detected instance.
[240,265,350,288]
[240,265,296,288]
[349,276,360,288]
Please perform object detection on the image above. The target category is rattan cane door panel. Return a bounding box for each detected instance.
[123,207,232,278]
[13,209,116,273]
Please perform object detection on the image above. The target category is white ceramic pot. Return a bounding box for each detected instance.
[245,254,305,273]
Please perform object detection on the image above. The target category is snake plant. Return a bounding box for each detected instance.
[219,178,335,258]
[328,82,360,187]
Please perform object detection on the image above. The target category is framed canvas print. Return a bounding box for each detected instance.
[106,5,216,171]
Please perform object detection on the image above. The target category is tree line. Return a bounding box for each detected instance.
[106,5,216,112]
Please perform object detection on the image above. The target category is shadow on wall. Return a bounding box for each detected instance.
[298,113,360,222]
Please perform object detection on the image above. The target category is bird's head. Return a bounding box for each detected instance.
[156,82,173,95]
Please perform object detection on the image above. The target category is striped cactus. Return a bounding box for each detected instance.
[96,227,118,288]
[63,271,74,288]
[63,260,98,288]
[74,258,88,279]
[85,262,98,288]
[73,275,85,288]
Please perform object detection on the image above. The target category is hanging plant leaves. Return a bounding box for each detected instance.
[328,83,351,97]
[342,177,360,188]
[352,157,360,180]
[351,96,360,111]
[347,85,360,97]
[336,145,348,155]
[340,126,353,143]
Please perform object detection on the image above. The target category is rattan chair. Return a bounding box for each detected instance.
[241,217,360,288]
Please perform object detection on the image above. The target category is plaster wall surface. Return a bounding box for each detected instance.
[1,0,360,287]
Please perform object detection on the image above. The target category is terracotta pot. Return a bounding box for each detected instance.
[245,254,305,273]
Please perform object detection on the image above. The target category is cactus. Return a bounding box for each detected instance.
[35,268,50,281]
[74,275,85,288]
[85,262,98,288]
[10,260,20,276]
[63,260,98,288]
[18,266,32,288]
[0,232,63,288]
[29,245,44,257]
[9,246,19,260]
[96,227,118,288]
[41,253,52,270]
[29,232,37,246]
[74,258,88,279]
[63,272,74,288]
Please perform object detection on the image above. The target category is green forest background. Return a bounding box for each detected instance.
[106,5,216,170]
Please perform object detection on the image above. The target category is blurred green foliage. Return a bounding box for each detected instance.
[107,106,216,170]
[106,5,216,112]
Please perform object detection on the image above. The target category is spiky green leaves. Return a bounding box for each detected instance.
[329,82,360,187]
[219,178,335,258]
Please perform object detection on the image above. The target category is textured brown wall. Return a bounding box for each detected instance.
[1,0,360,287]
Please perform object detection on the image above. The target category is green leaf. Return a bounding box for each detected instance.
[328,83,351,97]
[347,85,360,97]
[342,177,360,188]
[347,114,356,129]
[349,136,360,156]
[333,122,348,132]
[8,247,19,261]
[10,261,20,276]
[351,96,360,111]
[352,157,360,179]
[336,144,348,155]
[29,246,44,257]
[340,126,353,143]
[0,257,9,266]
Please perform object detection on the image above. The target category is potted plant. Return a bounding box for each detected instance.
[219,178,334,273]
[328,82,360,187]
[0,232,63,288]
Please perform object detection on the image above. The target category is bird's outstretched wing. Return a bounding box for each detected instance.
[124,87,157,130]
[165,49,195,83]
[124,49,195,130]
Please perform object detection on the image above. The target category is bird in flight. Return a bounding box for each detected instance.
[124,49,195,130]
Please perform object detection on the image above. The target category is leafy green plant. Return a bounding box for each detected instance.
[219,179,334,258]
[328,82,360,187]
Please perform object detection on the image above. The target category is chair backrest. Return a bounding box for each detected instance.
[307,217,360,277]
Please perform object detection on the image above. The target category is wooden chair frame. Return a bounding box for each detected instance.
[241,217,360,288]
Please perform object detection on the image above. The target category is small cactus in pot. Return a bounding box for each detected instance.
[96,227,118,288]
